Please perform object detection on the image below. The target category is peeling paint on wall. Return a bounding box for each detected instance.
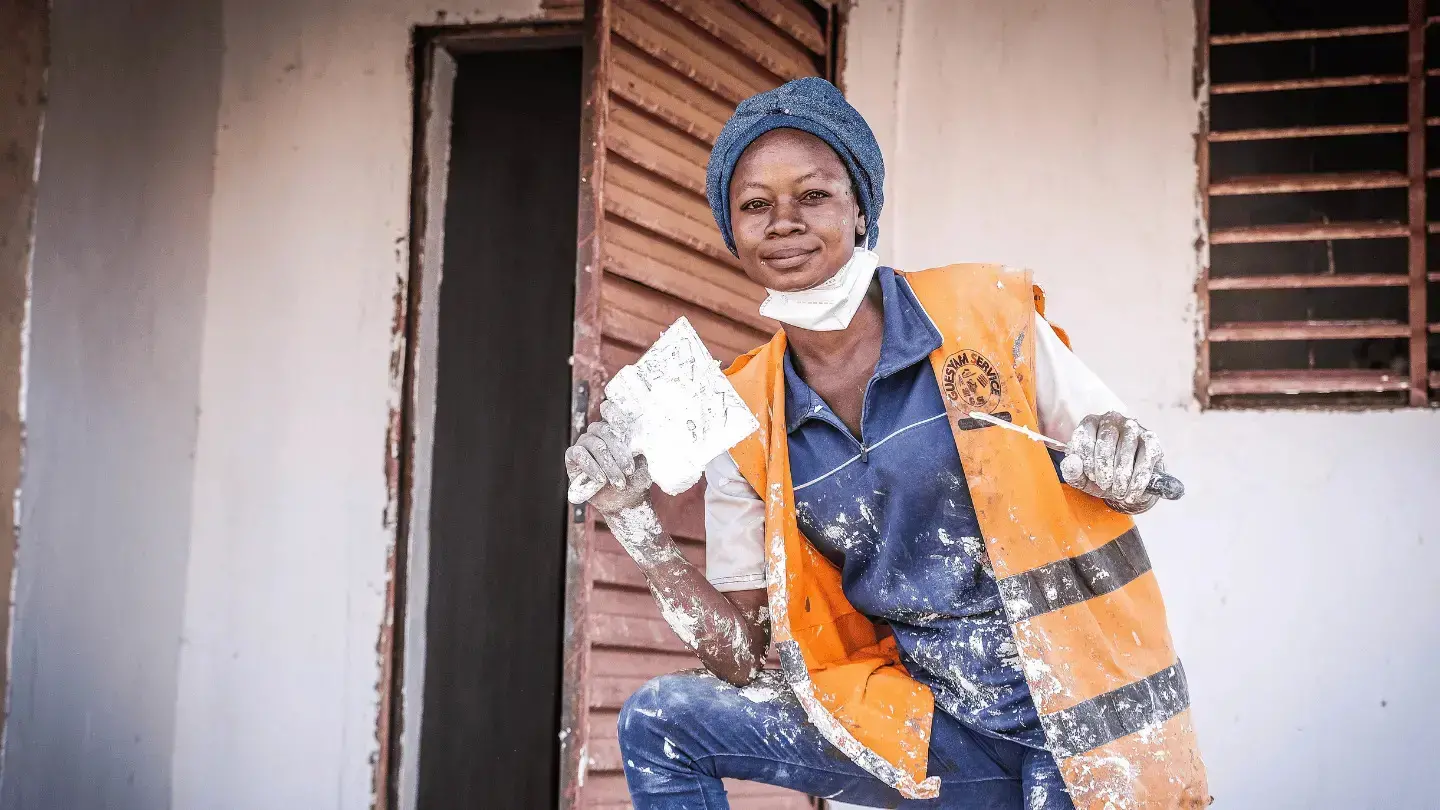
[0,0,48,747]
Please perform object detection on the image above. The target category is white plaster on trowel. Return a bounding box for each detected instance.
[575,317,758,500]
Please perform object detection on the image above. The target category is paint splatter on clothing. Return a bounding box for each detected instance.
[618,670,1074,808]
[784,268,1051,747]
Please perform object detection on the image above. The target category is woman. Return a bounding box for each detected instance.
[565,78,1208,809]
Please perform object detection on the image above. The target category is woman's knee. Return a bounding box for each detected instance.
[617,672,715,754]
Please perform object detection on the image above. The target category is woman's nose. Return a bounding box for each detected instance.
[767,200,805,236]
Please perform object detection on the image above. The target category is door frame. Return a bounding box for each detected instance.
[382,2,849,806]
[379,18,589,810]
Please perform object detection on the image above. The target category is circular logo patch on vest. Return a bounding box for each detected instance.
[942,349,1004,413]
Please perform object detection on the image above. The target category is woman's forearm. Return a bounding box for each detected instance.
[604,500,769,685]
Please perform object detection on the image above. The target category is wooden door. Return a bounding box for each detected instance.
[561,1,842,807]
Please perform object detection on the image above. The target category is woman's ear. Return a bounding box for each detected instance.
[855,201,866,237]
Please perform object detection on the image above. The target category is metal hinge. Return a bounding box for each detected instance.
[571,379,590,524]
[571,379,590,436]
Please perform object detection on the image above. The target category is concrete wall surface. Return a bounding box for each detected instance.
[11,0,1435,808]
[1,1,223,808]
[6,1,547,808]
[845,1,1440,807]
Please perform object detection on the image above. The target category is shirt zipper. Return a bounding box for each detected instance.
[856,375,880,464]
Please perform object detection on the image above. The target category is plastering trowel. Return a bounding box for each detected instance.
[567,317,760,505]
[967,410,1185,500]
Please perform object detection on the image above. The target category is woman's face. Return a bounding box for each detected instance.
[727,128,863,292]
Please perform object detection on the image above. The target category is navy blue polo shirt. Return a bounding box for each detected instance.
[784,266,1046,748]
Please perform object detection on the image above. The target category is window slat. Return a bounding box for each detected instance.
[1206,274,1409,290]
[1209,320,1410,341]
[1211,222,1407,244]
[1210,370,1410,395]
[1209,123,1409,142]
[1209,171,1408,195]
[1211,75,1407,94]
[1210,24,1408,46]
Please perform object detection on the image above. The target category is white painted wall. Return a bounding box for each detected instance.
[2,1,223,808]
[17,1,1434,807]
[169,1,544,808]
[845,1,1440,807]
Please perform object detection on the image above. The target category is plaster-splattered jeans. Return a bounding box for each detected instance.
[618,671,1074,810]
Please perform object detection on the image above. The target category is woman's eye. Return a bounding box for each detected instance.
[741,199,770,211]
[802,190,830,201]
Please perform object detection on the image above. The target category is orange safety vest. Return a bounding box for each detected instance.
[725,263,1210,807]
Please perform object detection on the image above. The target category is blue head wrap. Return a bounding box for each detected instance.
[705,77,884,256]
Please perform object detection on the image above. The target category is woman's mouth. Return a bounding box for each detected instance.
[760,247,818,270]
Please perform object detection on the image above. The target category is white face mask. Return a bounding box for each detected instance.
[757,247,880,332]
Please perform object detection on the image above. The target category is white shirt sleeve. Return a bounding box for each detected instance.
[702,451,768,593]
[1034,315,1129,441]
[698,315,1127,593]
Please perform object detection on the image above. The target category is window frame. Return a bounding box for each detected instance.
[1197,0,1436,409]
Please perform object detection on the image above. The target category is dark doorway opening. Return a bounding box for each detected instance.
[416,44,582,807]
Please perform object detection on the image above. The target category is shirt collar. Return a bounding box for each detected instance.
[783,267,944,433]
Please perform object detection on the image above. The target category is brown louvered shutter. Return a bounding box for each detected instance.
[1200,0,1437,407]
[562,1,840,807]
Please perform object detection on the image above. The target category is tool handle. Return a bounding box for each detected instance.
[567,474,604,505]
[1148,472,1185,501]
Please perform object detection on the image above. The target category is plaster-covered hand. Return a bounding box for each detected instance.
[564,400,653,515]
[1060,411,1162,514]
